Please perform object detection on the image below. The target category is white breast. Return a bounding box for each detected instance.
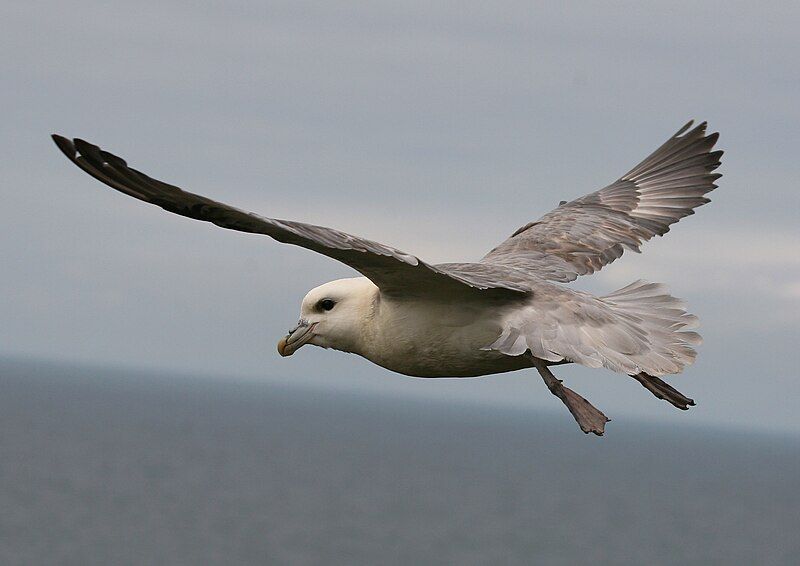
[358,296,532,378]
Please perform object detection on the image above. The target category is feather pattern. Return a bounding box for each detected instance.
[486,279,702,376]
[481,121,722,283]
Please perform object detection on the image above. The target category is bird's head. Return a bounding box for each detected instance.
[277,277,378,357]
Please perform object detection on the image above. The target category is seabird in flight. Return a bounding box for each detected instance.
[52,120,722,435]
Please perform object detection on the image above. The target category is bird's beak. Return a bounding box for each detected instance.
[277,319,317,357]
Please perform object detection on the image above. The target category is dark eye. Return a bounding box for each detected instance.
[318,298,336,311]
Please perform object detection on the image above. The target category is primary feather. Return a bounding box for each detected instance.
[481,121,721,282]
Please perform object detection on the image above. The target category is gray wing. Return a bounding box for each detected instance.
[481,121,723,283]
[52,135,527,298]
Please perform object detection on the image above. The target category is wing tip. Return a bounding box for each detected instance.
[73,138,99,155]
[683,120,724,152]
[676,119,721,142]
[51,134,76,158]
[675,120,695,137]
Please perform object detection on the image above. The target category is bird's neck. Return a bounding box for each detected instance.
[353,286,382,355]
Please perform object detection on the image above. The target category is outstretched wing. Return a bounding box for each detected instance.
[52,135,527,298]
[481,121,722,282]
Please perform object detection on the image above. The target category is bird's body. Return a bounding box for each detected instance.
[52,120,722,435]
[299,274,698,380]
[346,279,528,378]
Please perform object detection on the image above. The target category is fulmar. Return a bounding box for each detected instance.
[51,121,722,435]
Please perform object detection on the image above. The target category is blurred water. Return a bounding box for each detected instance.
[1,358,798,565]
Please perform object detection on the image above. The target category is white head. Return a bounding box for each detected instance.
[277,277,378,357]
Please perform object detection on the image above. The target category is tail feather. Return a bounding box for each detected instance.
[488,279,701,378]
[601,280,700,376]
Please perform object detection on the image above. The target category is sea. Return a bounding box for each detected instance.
[1,357,798,565]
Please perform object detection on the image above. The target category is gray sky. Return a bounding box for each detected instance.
[3,1,799,433]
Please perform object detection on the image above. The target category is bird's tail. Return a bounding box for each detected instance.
[600,280,701,376]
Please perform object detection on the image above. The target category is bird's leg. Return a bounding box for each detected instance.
[631,372,695,410]
[534,361,610,436]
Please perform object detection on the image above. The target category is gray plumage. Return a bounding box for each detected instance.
[52,120,722,434]
[482,121,721,283]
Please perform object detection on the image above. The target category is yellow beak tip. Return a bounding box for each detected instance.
[277,337,290,357]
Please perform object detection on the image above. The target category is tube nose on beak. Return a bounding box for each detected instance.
[277,319,316,357]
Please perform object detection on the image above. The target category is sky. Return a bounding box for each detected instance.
[2,0,799,434]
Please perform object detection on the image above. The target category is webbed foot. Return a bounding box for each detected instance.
[535,362,610,436]
[631,372,695,410]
